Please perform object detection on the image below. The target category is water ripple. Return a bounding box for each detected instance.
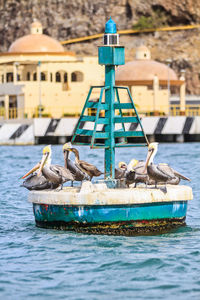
[0,144,200,299]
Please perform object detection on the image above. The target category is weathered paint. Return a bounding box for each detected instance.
[33,201,187,224]
[29,183,192,234]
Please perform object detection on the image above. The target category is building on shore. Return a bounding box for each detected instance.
[115,45,186,116]
[0,20,104,120]
[0,22,199,120]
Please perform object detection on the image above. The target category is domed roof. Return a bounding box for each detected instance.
[116,46,177,82]
[8,20,64,53]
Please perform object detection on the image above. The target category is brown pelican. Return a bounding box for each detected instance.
[127,159,155,187]
[22,145,74,190]
[115,162,127,180]
[125,160,149,187]
[63,143,90,185]
[144,142,191,188]
[63,146,102,181]
[115,161,149,188]
[21,172,59,190]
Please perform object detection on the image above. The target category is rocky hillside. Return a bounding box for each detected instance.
[1,0,200,94]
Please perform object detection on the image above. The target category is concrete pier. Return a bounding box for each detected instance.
[1,116,200,145]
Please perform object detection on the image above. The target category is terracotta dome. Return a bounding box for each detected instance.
[116,46,177,82]
[8,21,64,53]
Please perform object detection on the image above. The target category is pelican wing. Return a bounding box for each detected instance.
[50,165,74,181]
[67,159,89,181]
[115,168,126,179]
[78,160,102,175]
[171,168,191,181]
[149,164,169,181]
[157,163,175,178]
[134,163,146,174]
[22,174,59,190]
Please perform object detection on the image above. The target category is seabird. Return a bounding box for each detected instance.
[63,146,102,181]
[144,142,191,188]
[115,162,127,180]
[22,145,74,190]
[21,171,59,190]
[63,143,90,185]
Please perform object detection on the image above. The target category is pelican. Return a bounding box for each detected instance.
[126,160,149,187]
[144,142,191,188]
[63,143,90,184]
[127,159,155,186]
[115,161,149,188]
[22,145,74,190]
[115,162,127,180]
[63,146,102,181]
[21,171,59,190]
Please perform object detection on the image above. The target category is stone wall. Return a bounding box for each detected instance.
[1,0,200,94]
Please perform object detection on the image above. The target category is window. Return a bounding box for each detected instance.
[33,72,37,81]
[50,73,53,82]
[27,72,30,81]
[6,72,13,82]
[71,71,84,82]
[41,72,46,81]
[64,72,68,83]
[56,72,61,82]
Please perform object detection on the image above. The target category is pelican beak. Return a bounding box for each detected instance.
[37,153,48,176]
[144,148,154,171]
[63,149,69,161]
[21,162,40,179]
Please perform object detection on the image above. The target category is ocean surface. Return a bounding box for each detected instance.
[0,143,200,300]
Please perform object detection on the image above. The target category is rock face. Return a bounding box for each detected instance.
[1,0,200,94]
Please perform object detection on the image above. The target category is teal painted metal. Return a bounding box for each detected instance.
[71,19,149,179]
[33,201,188,224]
[98,47,125,65]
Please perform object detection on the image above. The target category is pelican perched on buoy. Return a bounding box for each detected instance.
[63,146,102,181]
[21,171,59,190]
[127,159,155,187]
[115,162,127,180]
[22,145,74,190]
[63,143,90,185]
[115,161,149,187]
[144,142,191,188]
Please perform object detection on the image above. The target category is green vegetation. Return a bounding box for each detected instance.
[133,9,170,30]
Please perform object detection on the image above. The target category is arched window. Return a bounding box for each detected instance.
[33,72,37,81]
[27,72,30,81]
[71,71,84,82]
[56,72,61,82]
[64,72,68,83]
[41,72,46,81]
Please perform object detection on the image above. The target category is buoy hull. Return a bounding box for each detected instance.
[29,184,192,236]
[33,201,187,235]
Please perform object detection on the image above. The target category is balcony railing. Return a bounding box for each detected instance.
[0,104,200,120]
